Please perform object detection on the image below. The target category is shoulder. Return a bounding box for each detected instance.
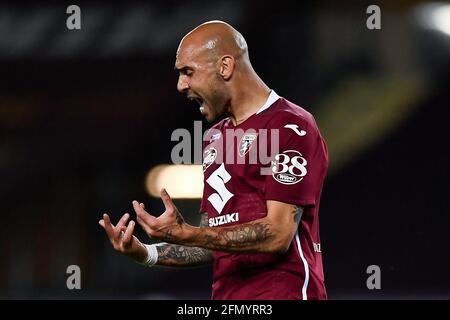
[266,98,328,162]
[203,117,230,145]
[266,98,320,135]
[209,117,230,131]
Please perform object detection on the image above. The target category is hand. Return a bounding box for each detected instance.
[99,212,147,262]
[133,188,186,243]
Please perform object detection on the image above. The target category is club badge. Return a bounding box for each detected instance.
[238,133,258,157]
[203,147,217,172]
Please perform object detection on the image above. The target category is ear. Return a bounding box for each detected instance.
[219,55,235,81]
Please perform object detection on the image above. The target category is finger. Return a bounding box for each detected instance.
[116,213,130,229]
[122,221,135,243]
[140,203,145,209]
[99,219,105,228]
[160,188,174,210]
[102,214,116,239]
[133,201,157,226]
[132,200,149,217]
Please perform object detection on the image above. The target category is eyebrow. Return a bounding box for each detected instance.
[174,66,193,73]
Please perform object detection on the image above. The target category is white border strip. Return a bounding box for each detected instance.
[256,90,280,114]
[295,231,310,300]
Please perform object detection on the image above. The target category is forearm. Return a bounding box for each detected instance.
[119,239,211,267]
[181,218,286,254]
[133,197,301,256]
[155,243,212,267]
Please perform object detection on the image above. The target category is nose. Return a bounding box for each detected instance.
[177,75,189,93]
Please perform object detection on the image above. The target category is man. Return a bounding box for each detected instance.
[99,21,328,300]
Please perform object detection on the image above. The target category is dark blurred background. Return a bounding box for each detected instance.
[1,0,449,299]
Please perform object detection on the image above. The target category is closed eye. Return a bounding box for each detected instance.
[176,66,194,76]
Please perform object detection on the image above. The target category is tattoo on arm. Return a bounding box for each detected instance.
[156,244,211,267]
[161,207,185,242]
[175,211,184,225]
[200,212,209,228]
[155,212,212,267]
[162,229,173,242]
[203,222,273,251]
[198,206,303,252]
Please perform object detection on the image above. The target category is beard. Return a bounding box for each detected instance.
[200,81,230,123]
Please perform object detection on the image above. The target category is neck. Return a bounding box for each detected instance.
[228,71,271,126]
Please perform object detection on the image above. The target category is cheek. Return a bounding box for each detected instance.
[209,76,227,100]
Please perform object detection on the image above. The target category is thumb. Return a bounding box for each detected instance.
[160,188,174,210]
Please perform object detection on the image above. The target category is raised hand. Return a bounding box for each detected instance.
[99,213,147,262]
[133,188,186,243]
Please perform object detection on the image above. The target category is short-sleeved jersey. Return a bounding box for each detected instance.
[200,91,328,300]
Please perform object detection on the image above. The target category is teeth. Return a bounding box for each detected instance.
[187,96,204,107]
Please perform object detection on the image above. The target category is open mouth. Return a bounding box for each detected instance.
[194,97,203,107]
[188,95,206,114]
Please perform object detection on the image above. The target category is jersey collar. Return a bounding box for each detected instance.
[256,90,280,114]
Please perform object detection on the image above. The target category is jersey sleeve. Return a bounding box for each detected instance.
[199,126,219,214]
[199,138,209,214]
[264,115,328,207]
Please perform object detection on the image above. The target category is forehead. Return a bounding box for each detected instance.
[175,40,208,69]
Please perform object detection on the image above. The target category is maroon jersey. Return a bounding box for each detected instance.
[200,91,328,300]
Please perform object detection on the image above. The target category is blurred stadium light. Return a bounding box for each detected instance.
[415,2,450,36]
[146,164,203,199]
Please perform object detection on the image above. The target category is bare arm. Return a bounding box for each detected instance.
[154,212,213,267]
[181,201,303,254]
[134,189,303,255]
[99,210,212,267]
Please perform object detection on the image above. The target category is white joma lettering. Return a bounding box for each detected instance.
[313,242,322,253]
[209,213,239,227]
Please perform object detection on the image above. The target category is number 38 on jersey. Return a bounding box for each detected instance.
[271,150,307,185]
